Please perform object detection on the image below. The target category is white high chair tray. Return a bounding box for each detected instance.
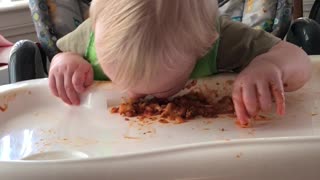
[0,56,320,180]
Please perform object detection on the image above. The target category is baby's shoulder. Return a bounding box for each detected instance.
[56,18,92,56]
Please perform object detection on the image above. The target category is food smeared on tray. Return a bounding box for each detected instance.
[110,92,235,124]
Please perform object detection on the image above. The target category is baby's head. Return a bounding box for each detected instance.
[91,0,219,98]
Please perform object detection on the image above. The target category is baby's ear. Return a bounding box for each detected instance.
[56,19,92,56]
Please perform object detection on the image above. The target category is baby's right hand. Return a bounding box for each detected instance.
[49,52,94,105]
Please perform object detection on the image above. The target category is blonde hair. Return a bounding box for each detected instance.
[90,0,219,89]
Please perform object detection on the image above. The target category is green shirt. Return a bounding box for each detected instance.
[84,32,220,81]
[85,32,108,80]
[57,16,281,80]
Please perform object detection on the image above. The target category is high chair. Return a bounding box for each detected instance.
[2,1,320,178]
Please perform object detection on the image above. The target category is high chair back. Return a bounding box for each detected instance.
[29,0,91,60]
[219,0,302,39]
[29,0,301,61]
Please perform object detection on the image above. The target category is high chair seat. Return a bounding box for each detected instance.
[9,40,47,83]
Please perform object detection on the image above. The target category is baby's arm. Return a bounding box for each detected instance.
[234,42,310,125]
[216,17,311,125]
[259,41,311,92]
[50,19,94,105]
[49,52,93,105]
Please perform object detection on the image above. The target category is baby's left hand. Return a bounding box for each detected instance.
[232,57,285,126]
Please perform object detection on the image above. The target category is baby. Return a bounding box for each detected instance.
[49,0,311,126]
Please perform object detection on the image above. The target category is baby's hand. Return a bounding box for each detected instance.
[49,52,93,105]
[232,58,285,126]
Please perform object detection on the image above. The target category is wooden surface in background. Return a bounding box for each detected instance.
[293,0,303,19]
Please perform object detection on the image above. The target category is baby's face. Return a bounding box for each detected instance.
[102,56,197,98]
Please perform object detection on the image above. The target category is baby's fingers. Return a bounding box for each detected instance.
[270,81,285,116]
[49,74,59,97]
[72,68,87,93]
[72,65,94,93]
[65,72,80,105]
[232,86,250,126]
[256,82,272,113]
[242,83,259,117]
[56,73,72,105]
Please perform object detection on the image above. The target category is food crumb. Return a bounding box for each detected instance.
[0,104,8,112]
[219,128,225,132]
[149,117,157,121]
[312,113,318,116]
[185,80,197,89]
[110,107,119,113]
[138,116,148,121]
[124,135,140,140]
[236,152,243,158]
[125,118,130,121]
[143,131,153,135]
[159,119,169,124]
[203,128,210,130]
[174,117,185,124]
[226,80,234,86]
[235,120,251,128]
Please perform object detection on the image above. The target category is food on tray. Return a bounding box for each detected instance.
[110,92,235,123]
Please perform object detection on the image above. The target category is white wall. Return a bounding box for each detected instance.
[304,0,315,17]
[0,2,37,85]
[0,2,37,43]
